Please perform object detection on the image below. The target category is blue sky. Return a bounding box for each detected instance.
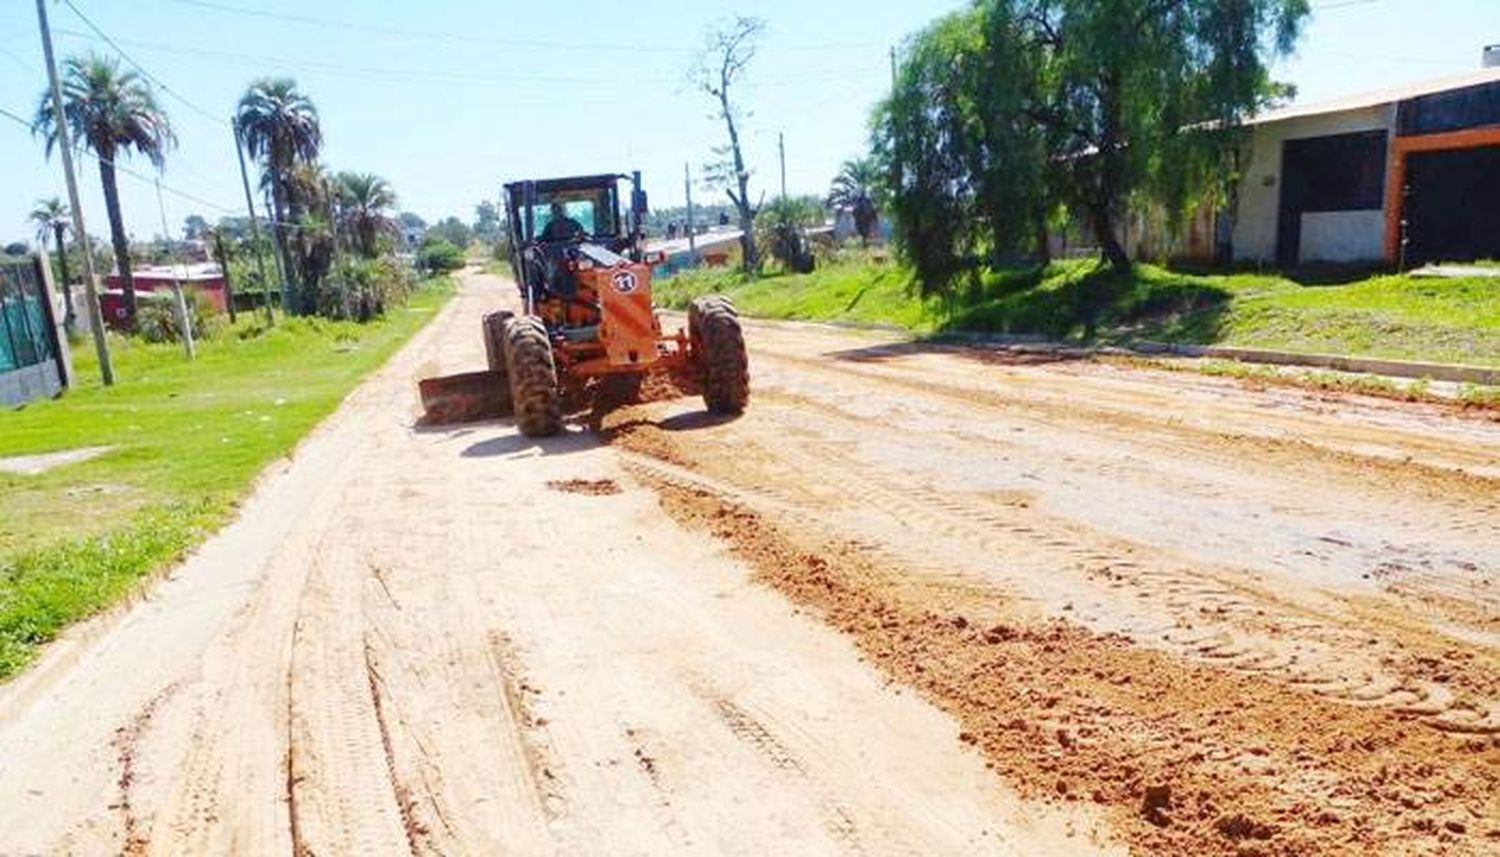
[1,0,1496,243]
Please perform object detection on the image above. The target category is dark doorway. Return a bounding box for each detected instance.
[1276,130,1388,268]
[1404,145,1500,266]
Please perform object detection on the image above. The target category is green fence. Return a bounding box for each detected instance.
[0,261,55,374]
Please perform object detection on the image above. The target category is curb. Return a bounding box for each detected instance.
[1129,342,1500,387]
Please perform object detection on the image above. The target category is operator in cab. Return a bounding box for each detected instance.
[540,200,585,242]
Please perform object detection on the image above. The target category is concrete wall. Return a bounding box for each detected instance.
[1232,104,1394,263]
[0,361,61,408]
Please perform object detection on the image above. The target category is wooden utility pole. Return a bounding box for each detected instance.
[232,118,274,326]
[36,0,113,384]
[155,177,195,360]
[684,162,697,261]
[779,132,787,201]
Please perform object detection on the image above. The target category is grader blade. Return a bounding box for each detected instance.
[418,370,512,425]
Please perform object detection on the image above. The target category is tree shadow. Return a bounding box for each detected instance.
[936,262,1234,345]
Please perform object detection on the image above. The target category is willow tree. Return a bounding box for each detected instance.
[873,9,986,295]
[1016,0,1309,270]
[878,0,1309,290]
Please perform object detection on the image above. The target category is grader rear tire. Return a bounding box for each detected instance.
[690,296,749,415]
[503,316,562,437]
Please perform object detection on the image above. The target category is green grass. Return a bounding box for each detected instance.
[655,254,944,332]
[0,278,455,678]
[657,253,1500,367]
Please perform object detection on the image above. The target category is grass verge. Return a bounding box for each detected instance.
[0,277,455,679]
[656,253,1500,367]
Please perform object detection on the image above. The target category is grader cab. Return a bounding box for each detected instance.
[418,171,749,436]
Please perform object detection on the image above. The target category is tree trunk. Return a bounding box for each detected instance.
[269,171,299,314]
[52,224,75,330]
[1092,203,1131,272]
[1093,74,1131,273]
[1034,207,1051,267]
[719,89,759,273]
[98,156,137,326]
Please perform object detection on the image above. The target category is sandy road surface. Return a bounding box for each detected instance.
[604,312,1500,855]
[0,272,1108,856]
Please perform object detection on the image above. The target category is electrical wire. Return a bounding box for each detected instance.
[61,0,229,128]
[160,0,885,54]
[3,103,313,232]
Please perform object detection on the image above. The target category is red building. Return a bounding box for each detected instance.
[101,263,227,328]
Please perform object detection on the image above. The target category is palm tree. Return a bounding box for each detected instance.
[334,172,397,259]
[33,54,175,327]
[29,196,76,328]
[235,78,321,307]
[827,157,883,246]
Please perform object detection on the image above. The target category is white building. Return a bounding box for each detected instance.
[1228,60,1500,267]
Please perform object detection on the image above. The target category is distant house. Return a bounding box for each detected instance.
[1226,57,1500,268]
[102,263,227,328]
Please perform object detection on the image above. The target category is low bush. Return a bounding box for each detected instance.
[417,238,465,274]
[135,288,218,343]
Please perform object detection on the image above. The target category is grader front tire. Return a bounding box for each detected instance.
[503,316,562,437]
[691,296,749,415]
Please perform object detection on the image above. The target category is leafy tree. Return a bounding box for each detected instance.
[335,171,397,259]
[692,16,766,273]
[874,10,986,294]
[827,157,884,246]
[30,196,75,328]
[1013,0,1308,270]
[755,196,822,272]
[236,78,322,308]
[182,214,210,241]
[473,200,502,243]
[427,216,473,248]
[33,53,176,326]
[283,162,337,314]
[397,211,427,231]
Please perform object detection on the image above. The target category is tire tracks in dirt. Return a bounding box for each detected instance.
[599,353,1500,857]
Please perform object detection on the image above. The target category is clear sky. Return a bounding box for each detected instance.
[1,0,1496,243]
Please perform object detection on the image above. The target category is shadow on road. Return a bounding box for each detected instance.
[460,426,598,458]
[656,411,740,432]
[824,340,1094,368]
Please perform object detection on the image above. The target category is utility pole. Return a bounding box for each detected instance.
[684,162,697,262]
[36,0,112,385]
[778,132,787,201]
[890,45,898,89]
[232,119,274,326]
[155,177,195,360]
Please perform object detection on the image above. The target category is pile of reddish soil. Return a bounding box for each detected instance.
[607,417,1500,857]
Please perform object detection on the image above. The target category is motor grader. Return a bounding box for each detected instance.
[418,171,749,436]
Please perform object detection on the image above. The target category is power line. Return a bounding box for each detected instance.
[60,0,228,127]
[2,103,310,233]
[50,26,884,91]
[160,0,884,54]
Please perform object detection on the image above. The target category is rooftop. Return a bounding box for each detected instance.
[1249,65,1500,126]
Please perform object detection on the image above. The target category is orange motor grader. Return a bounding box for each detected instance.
[418,172,748,436]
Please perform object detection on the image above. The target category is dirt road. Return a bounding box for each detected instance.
[1,271,1495,855]
[0,272,1109,856]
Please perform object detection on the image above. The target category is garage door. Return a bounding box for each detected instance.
[1404,145,1500,266]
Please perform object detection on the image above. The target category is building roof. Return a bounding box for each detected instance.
[107,263,223,282]
[1249,66,1500,126]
